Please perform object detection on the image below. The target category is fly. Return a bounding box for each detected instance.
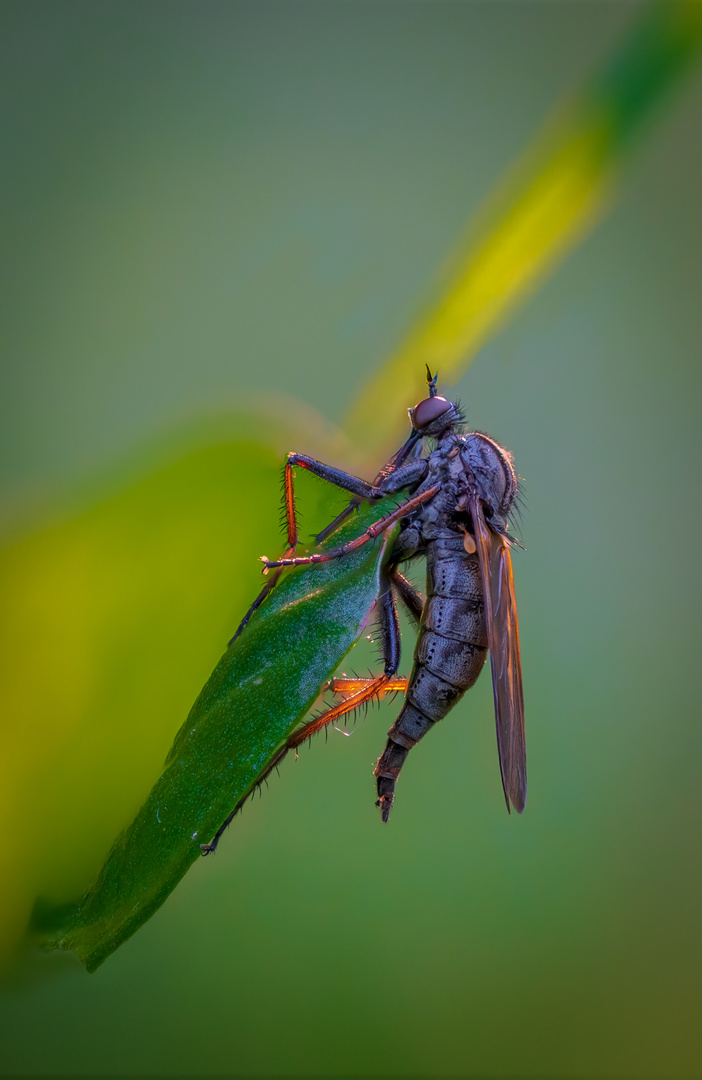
[200,367,525,851]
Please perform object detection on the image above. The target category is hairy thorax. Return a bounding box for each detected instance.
[411,431,518,542]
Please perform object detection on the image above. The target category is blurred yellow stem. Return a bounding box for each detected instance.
[345,2,702,460]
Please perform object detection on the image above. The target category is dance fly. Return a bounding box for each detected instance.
[41,369,528,972]
[200,368,526,851]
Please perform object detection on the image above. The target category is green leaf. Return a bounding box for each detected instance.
[40,497,395,971]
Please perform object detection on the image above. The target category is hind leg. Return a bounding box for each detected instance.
[201,569,403,854]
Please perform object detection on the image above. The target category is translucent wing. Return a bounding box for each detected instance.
[470,494,527,813]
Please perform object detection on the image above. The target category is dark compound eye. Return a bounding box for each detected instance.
[412,395,452,429]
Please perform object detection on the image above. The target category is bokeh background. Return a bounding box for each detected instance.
[2,1,702,1075]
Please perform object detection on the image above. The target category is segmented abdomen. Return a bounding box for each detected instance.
[374,534,488,818]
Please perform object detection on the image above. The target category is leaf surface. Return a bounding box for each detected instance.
[43,498,394,971]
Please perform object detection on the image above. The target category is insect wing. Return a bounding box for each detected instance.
[470,495,527,813]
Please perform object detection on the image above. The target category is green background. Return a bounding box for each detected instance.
[1,2,701,1076]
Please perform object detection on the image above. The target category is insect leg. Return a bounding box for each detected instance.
[287,453,382,500]
[201,573,404,854]
[228,575,282,644]
[228,457,303,643]
[261,484,440,570]
[285,676,390,749]
[204,700,391,859]
[200,745,289,854]
[286,567,402,738]
[314,501,359,545]
[328,677,408,697]
[373,553,427,823]
[389,568,424,624]
[314,429,423,544]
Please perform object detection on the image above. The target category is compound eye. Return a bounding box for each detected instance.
[413,395,451,429]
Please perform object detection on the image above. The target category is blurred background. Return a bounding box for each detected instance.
[1,1,702,1075]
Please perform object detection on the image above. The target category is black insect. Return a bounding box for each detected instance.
[202,368,525,851]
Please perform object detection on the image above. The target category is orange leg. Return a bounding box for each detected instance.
[287,675,394,746]
[327,676,408,698]
[229,460,301,642]
[200,674,399,854]
[204,568,407,854]
[261,484,440,570]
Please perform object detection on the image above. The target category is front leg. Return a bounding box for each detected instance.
[261,485,440,570]
[287,452,428,511]
[232,456,427,640]
[287,454,383,500]
[315,428,424,544]
[231,454,379,643]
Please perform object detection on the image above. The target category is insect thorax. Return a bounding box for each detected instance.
[414,431,517,540]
